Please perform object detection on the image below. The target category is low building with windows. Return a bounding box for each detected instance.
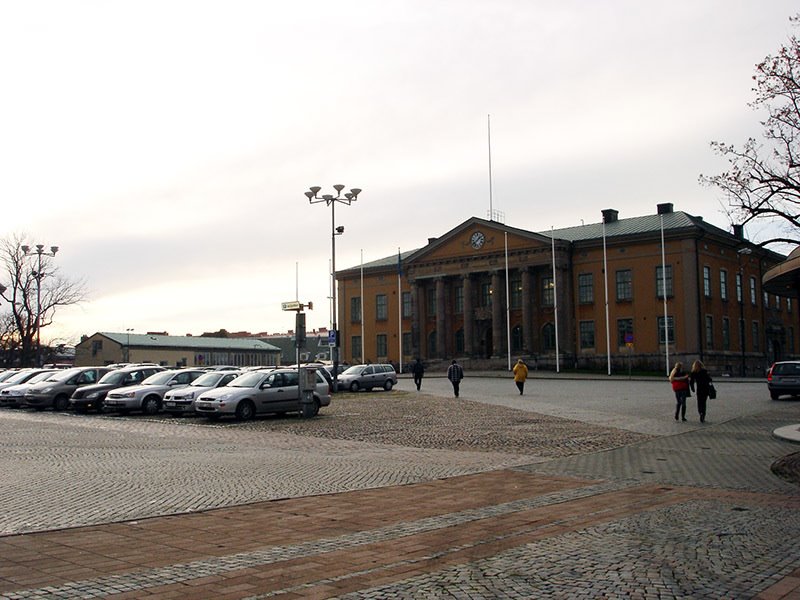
[75,332,281,368]
[336,204,796,375]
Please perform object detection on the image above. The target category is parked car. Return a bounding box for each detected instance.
[194,368,331,421]
[0,369,42,393]
[23,367,113,411]
[767,361,800,399]
[162,370,240,415]
[337,364,397,392]
[69,365,165,413]
[104,369,205,415]
[0,370,58,407]
[0,370,23,383]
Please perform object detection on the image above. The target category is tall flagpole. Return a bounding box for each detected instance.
[360,249,365,364]
[660,215,670,375]
[505,232,511,370]
[488,114,494,219]
[397,248,403,374]
[552,227,560,373]
[602,216,611,375]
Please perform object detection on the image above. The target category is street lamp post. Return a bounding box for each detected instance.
[125,328,134,362]
[21,244,59,367]
[304,185,362,391]
[738,246,753,377]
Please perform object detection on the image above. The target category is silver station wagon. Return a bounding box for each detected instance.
[194,368,331,420]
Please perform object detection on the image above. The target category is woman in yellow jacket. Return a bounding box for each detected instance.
[513,359,529,395]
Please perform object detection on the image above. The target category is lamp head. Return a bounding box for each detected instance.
[344,192,353,200]
[20,245,30,254]
[50,246,59,255]
[36,244,44,253]
[304,191,314,201]
[350,188,361,198]
[322,194,334,201]
[0,283,6,295]
[333,184,345,193]
[335,225,345,234]
[309,186,321,195]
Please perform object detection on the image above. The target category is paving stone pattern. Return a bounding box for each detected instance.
[0,377,799,599]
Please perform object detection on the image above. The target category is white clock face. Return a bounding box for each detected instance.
[470,231,485,249]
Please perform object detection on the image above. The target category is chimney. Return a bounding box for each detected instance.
[656,203,673,215]
[427,237,438,244]
[601,209,619,224]
[732,224,745,240]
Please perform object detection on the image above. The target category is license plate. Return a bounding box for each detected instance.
[165,402,175,407]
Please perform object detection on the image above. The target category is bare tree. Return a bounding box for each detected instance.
[0,234,86,367]
[701,15,800,249]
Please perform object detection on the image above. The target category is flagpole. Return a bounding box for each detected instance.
[602,216,611,376]
[552,227,560,373]
[488,114,493,219]
[660,215,670,376]
[360,249,365,364]
[397,248,403,374]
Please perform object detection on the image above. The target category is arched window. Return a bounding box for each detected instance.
[428,331,437,357]
[511,325,523,352]
[542,323,555,351]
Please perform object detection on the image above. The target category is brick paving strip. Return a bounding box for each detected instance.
[1,470,798,599]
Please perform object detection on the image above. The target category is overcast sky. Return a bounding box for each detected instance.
[1,1,797,345]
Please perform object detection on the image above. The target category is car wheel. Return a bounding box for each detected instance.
[54,395,70,411]
[311,398,320,417]
[770,391,781,400]
[383,379,394,391]
[142,396,160,415]
[235,400,255,421]
[350,381,360,392]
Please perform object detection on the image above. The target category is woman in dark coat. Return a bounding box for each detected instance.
[689,359,712,423]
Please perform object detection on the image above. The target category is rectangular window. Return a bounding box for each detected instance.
[402,332,412,355]
[751,321,760,351]
[616,269,632,301]
[350,297,362,323]
[703,266,712,298]
[750,276,757,305]
[720,270,728,301]
[376,294,388,320]
[480,283,492,307]
[657,316,675,344]
[764,291,769,308]
[617,318,633,347]
[656,265,673,299]
[578,273,594,304]
[376,334,387,357]
[351,336,362,362]
[736,273,743,303]
[722,317,730,350]
[788,298,793,313]
[402,292,412,318]
[579,321,595,349]
[426,289,436,316]
[705,315,714,349]
[777,295,781,310]
[542,276,554,306]
[790,327,795,354]
[454,287,463,314]
[510,279,522,309]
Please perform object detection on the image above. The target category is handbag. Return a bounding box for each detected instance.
[708,384,717,399]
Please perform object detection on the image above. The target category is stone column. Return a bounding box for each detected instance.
[411,280,425,359]
[491,270,503,357]
[521,267,533,353]
[463,274,473,357]
[436,277,447,359]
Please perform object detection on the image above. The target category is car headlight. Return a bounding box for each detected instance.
[119,391,136,398]
[85,392,99,399]
[183,391,195,400]
[41,387,54,394]
[214,394,231,402]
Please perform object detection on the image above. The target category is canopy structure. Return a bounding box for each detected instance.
[763,246,800,299]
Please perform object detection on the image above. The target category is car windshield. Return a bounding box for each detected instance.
[142,371,176,385]
[342,365,366,376]
[190,372,227,387]
[97,371,130,385]
[5,370,36,384]
[228,372,266,388]
[45,368,83,383]
[28,370,57,384]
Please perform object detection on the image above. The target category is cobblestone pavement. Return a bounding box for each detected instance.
[0,376,799,599]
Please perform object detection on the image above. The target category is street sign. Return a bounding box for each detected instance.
[281,301,302,311]
[328,330,337,347]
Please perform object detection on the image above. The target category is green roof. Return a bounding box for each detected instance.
[97,332,281,352]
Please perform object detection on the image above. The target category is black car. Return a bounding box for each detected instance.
[767,361,800,399]
[69,365,164,413]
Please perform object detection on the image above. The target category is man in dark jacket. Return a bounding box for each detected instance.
[447,359,464,398]
[411,358,425,391]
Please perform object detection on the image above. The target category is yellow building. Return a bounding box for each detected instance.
[336,205,795,375]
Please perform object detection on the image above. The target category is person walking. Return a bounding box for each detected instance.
[411,358,425,391]
[447,359,464,398]
[669,361,690,421]
[512,358,528,395]
[689,359,712,423]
